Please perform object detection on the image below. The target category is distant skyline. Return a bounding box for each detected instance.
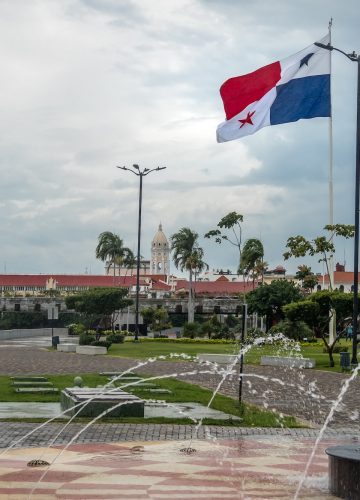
[0,0,359,276]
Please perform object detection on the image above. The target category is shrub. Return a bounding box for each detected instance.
[79,332,96,345]
[127,337,236,344]
[154,333,168,339]
[107,334,125,343]
[91,340,112,350]
[323,345,348,354]
[182,322,200,339]
[269,320,312,341]
[212,326,235,340]
[68,323,85,336]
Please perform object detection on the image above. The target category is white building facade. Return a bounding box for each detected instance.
[150,223,170,277]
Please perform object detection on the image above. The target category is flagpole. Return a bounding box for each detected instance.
[315,40,359,366]
[328,19,336,344]
[328,18,334,272]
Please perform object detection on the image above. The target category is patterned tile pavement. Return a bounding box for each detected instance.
[0,437,345,499]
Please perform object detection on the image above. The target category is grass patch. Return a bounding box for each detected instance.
[0,374,106,402]
[117,375,302,428]
[243,339,353,372]
[108,340,239,360]
[0,373,302,427]
[108,338,354,373]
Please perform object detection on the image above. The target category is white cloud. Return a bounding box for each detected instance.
[0,0,357,275]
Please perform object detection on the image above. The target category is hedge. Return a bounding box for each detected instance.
[124,338,237,345]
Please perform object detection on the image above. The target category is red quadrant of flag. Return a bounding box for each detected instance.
[220,61,281,120]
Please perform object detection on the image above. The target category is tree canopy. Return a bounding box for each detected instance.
[95,231,134,277]
[239,238,264,284]
[65,287,132,330]
[283,290,353,366]
[283,224,354,290]
[170,227,207,322]
[246,280,303,331]
[205,211,243,271]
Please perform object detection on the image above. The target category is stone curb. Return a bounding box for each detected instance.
[0,423,359,449]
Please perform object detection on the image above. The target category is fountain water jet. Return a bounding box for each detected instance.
[0,332,356,499]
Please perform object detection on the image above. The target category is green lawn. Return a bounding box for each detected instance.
[108,338,353,373]
[108,340,240,359]
[0,374,105,403]
[242,339,352,372]
[0,373,302,427]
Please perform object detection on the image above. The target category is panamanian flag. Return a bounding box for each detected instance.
[216,35,331,142]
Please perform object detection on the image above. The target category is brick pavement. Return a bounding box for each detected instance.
[0,341,359,431]
[0,422,359,450]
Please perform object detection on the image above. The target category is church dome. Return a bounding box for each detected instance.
[152,223,169,247]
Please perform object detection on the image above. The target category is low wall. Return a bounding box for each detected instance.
[197,353,238,364]
[0,328,68,340]
[260,355,315,369]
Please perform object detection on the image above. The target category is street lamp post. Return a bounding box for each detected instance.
[315,41,360,366]
[117,164,166,341]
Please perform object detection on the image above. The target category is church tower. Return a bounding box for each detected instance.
[151,223,170,276]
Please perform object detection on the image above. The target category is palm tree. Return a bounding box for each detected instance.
[239,238,264,289]
[187,248,209,303]
[95,232,134,281]
[253,260,268,285]
[170,227,206,323]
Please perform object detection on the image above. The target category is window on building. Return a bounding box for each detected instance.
[34,303,41,312]
[14,303,20,312]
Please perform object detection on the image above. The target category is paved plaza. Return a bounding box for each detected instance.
[0,336,359,498]
[0,438,343,499]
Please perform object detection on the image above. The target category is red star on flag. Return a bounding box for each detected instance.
[239,110,255,128]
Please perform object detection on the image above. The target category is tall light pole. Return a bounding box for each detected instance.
[117,164,166,341]
[315,41,360,366]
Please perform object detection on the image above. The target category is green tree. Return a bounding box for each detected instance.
[283,224,354,291]
[205,211,243,273]
[140,306,170,335]
[295,265,318,292]
[95,231,134,280]
[140,306,156,328]
[239,238,264,288]
[283,290,353,366]
[246,280,303,331]
[170,227,207,323]
[65,287,132,333]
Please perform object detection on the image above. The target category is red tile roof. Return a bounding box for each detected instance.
[215,275,230,282]
[176,280,256,295]
[0,274,255,295]
[318,271,359,285]
[151,280,171,291]
[0,274,138,288]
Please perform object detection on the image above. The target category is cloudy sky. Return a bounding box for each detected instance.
[0,0,358,277]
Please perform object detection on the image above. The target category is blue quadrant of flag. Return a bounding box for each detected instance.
[270,74,331,125]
